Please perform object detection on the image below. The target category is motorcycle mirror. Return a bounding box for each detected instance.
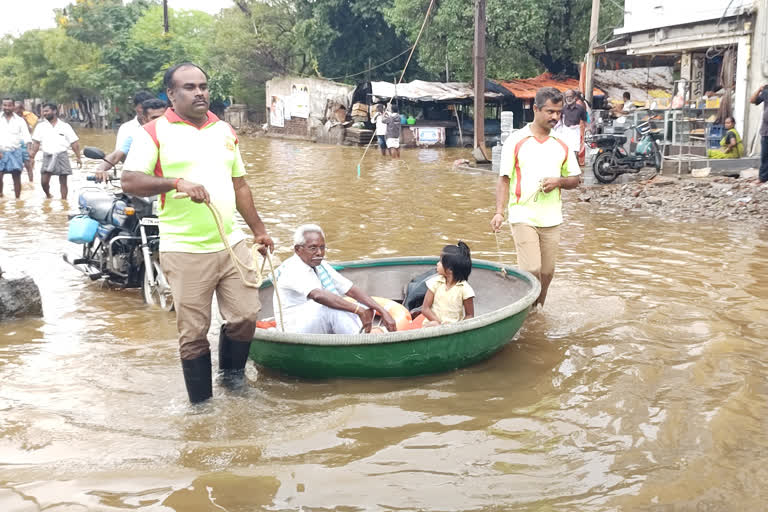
[83,147,106,160]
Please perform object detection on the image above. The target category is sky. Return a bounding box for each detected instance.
[3,0,234,37]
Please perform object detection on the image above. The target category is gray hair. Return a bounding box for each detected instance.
[293,224,325,246]
[534,87,563,108]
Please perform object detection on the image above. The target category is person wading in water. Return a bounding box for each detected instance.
[121,62,274,403]
[490,87,581,308]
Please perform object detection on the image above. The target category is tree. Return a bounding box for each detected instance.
[0,29,102,102]
[385,0,539,81]
[57,0,153,47]
[293,0,417,82]
[131,5,229,98]
[387,0,623,79]
[58,0,157,111]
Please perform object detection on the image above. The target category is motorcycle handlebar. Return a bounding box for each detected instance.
[86,174,120,182]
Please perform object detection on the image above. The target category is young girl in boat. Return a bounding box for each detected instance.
[415,241,475,327]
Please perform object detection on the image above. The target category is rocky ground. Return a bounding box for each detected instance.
[571,169,768,225]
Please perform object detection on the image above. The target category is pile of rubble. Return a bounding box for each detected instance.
[573,170,768,224]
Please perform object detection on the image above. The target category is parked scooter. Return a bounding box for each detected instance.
[586,119,663,184]
[63,147,174,310]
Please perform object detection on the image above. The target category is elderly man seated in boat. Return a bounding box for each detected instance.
[272,224,397,334]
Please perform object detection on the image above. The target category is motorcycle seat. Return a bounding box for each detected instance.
[79,190,114,223]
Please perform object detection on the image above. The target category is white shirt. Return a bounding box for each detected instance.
[273,254,354,330]
[373,112,387,136]
[32,119,78,155]
[0,113,32,151]
[499,124,580,227]
[115,116,140,152]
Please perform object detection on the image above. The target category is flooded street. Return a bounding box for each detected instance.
[2,130,768,511]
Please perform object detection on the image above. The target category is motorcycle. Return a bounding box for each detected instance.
[62,147,174,310]
[586,119,663,184]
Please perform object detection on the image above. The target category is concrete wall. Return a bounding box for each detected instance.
[611,1,765,154]
[745,0,768,154]
[265,76,354,140]
[617,0,753,34]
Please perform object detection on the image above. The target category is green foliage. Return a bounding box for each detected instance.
[1,0,621,111]
[57,0,153,45]
[130,6,217,89]
[387,0,622,79]
[488,0,623,76]
[0,28,103,102]
[293,0,417,82]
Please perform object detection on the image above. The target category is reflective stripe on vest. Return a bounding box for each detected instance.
[142,119,165,208]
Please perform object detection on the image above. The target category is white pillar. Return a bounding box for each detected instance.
[735,37,749,138]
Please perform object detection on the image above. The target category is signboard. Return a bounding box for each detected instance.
[691,53,705,99]
[269,95,285,127]
[415,127,445,146]
[290,84,310,119]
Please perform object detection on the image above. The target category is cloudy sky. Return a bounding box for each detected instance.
[3,0,234,37]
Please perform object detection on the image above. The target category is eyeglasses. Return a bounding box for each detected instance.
[300,244,326,253]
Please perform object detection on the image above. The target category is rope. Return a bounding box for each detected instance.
[326,46,415,81]
[174,192,285,332]
[354,0,437,177]
[492,229,511,279]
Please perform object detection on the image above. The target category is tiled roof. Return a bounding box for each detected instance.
[494,73,604,100]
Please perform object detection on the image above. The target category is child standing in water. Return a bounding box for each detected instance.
[419,241,475,327]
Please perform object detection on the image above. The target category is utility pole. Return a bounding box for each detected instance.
[367,56,372,82]
[163,0,170,33]
[584,0,600,104]
[473,0,488,162]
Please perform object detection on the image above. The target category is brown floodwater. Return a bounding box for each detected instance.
[1,129,768,511]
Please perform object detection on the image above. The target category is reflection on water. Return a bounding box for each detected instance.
[1,130,768,510]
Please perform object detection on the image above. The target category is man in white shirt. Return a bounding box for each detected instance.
[94,98,168,183]
[0,98,32,198]
[371,104,388,156]
[490,87,581,308]
[273,224,396,334]
[29,103,81,200]
[114,90,154,154]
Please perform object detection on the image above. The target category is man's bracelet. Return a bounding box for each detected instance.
[354,303,360,314]
[174,177,183,190]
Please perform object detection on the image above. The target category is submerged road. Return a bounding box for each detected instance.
[1,130,767,510]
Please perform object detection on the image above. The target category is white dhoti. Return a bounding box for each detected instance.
[278,301,362,334]
[556,124,581,153]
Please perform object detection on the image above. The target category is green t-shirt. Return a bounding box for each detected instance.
[123,110,246,253]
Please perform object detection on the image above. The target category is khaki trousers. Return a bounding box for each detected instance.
[510,223,561,305]
[160,241,261,360]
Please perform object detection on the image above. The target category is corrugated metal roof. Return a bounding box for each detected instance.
[494,73,604,100]
[370,80,505,102]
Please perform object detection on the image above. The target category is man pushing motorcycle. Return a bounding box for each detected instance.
[121,62,274,404]
[94,98,168,183]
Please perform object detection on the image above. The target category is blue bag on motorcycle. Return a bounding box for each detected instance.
[67,215,99,244]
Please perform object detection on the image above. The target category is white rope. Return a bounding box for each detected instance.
[175,192,285,331]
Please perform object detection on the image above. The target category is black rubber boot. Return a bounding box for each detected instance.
[218,328,252,390]
[181,352,213,403]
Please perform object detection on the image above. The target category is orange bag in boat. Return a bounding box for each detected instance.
[402,314,427,330]
[371,296,412,331]
[256,320,277,329]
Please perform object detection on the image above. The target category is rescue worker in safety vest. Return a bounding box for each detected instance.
[121,62,274,404]
[490,87,581,308]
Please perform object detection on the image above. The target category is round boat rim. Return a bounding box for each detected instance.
[253,257,540,346]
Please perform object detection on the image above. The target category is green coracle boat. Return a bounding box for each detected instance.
[249,257,540,378]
